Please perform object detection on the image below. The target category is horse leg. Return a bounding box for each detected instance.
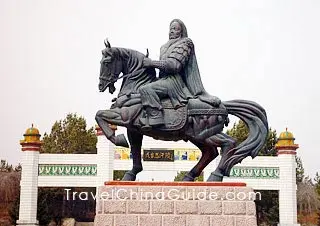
[95,110,129,148]
[122,130,143,181]
[182,140,219,181]
[205,133,237,181]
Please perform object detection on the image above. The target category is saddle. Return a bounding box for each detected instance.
[113,93,226,131]
[133,98,188,131]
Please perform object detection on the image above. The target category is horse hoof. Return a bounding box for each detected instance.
[122,172,136,181]
[182,174,195,181]
[115,134,129,148]
[207,173,223,182]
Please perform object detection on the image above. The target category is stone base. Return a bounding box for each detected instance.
[94,181,257,226]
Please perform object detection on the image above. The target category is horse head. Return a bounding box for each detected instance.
[99,39,122,93]
[99,39,154,95]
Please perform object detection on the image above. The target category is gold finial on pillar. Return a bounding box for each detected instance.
[275,128,299,155]
[20,124,42,151]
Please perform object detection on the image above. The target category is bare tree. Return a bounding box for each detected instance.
[0,171,21,204]
[297,177,320,215]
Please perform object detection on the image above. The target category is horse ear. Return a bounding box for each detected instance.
[104,38,111,48]
[146,48,149,58]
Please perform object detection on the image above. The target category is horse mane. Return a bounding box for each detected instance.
[110,47,156,95]
[112,47,146,74]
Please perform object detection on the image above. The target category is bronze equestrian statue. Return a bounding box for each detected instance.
[95,19,268,182]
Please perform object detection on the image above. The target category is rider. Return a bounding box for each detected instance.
[139,19,221,129]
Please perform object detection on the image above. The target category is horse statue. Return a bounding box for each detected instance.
[95,40,268,182]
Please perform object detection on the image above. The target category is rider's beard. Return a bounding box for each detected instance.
[169,33,181,40]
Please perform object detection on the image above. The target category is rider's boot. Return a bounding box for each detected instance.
[139,109,151,131]
[140,116,152,131]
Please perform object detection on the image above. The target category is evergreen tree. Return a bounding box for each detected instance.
[113,170,126,180]
[255,190,279,225]
[296,156,305,184]
[41,113,97,154]
[174,171,203,181]
[174,171,188,181]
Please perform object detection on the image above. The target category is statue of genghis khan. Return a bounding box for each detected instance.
[96,19,268,182]
[139,19,221,130]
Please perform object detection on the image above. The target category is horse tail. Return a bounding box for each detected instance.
[222,100,268,176]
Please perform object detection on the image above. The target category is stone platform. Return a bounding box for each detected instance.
[94,181,257,226]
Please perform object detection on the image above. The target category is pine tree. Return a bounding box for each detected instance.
[41,113,97,154]
[296,156,305,184]
[174,171,203,181]
[113,170,126,180]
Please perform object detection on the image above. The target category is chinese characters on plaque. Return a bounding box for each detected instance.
[143,149,174,162]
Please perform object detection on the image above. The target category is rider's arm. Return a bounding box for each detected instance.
[144,38,193,74]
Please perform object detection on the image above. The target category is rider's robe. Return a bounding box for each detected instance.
[139,37,218,110]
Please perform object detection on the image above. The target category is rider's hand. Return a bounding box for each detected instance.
[212,97,221,107]
[143,57,153,68]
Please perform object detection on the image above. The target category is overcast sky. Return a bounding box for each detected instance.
[1,0,319,178]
